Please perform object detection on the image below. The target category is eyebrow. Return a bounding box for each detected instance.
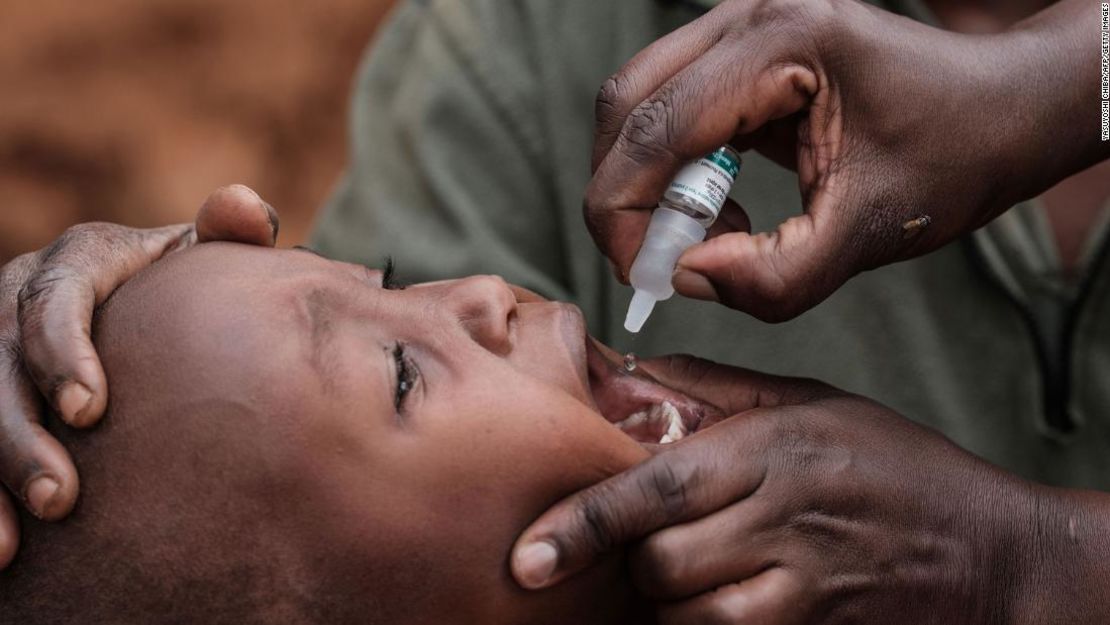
[301,286,343,394]
[289,246,346,385]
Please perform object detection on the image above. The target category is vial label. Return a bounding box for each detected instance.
[666,147,741,219]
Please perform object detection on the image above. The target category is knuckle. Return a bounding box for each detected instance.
[0,253,38,300]
[595,74,631,129]
[565,458,696,558]
[619,96,682,166]
[642,456,694,524]
[580,196,629,259]
[44,221,138,267]
[54,222,103,250]
[39,225,88,267]
[570,489,623,555]
[582,184,623,224]
[16,265,80,322]
[66,221,127,239]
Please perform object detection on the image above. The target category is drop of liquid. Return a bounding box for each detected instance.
[623,352,638,373]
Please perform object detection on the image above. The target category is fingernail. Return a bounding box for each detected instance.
[57,382,93,425]
[23,476,60,520]
[514,541,558,589]
[672,269,719,302]
[263,201,279,241]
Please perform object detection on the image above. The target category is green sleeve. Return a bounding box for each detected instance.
[311,1,573,300]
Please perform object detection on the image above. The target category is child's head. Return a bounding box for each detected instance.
[2,243,675,624]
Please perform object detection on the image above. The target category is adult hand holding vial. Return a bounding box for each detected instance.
[585,0,1109,322]
[625,147,741,332]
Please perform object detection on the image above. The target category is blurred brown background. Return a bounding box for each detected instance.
[0,0,398,263]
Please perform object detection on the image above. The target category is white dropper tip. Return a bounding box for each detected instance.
[624,289,657,333]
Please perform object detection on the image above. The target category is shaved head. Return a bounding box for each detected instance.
[1,244,647,624]
[5,250,343,623]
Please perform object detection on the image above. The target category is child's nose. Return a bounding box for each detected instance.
[444,275,517,354]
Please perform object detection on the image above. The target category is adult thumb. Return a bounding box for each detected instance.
[195,184,279,247]
[672,209,855,322]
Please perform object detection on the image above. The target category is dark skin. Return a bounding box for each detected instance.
[3,204,1109,624]
[585,0,1110,319]
[0,3,1107,623]
[924,0,1110,276]
[5,242,682,623]
[506,2,1110,621]
[512,356,1110,624]
[0,184,278,567]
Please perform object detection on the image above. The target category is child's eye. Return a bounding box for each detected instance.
[392,342,417,411]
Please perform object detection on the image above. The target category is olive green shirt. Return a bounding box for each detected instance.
[312,0,1110,489]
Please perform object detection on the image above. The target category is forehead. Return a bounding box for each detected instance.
[178,243,357,291]
[156,244,377,324]
[116,244,376,390]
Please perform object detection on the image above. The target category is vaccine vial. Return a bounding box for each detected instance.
[624,146,742,333]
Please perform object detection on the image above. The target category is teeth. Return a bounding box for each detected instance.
[658,401,686,444]
[613,401,687,444]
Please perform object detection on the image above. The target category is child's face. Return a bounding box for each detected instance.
[90,242,703,623]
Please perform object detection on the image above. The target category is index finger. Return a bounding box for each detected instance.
[637,354,838,416]
[591,16,724,172]
[584,44,815,279]
[510,417,771,590]
[17,223,193,427]
[19,185,278,428]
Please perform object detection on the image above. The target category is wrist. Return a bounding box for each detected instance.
[1005,484,1110,625]
[993,0,1109,202]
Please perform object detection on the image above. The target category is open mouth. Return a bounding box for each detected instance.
[584,337,723,444]
[515,289,724,445]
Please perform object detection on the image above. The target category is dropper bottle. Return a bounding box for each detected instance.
[624,146,742,332]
